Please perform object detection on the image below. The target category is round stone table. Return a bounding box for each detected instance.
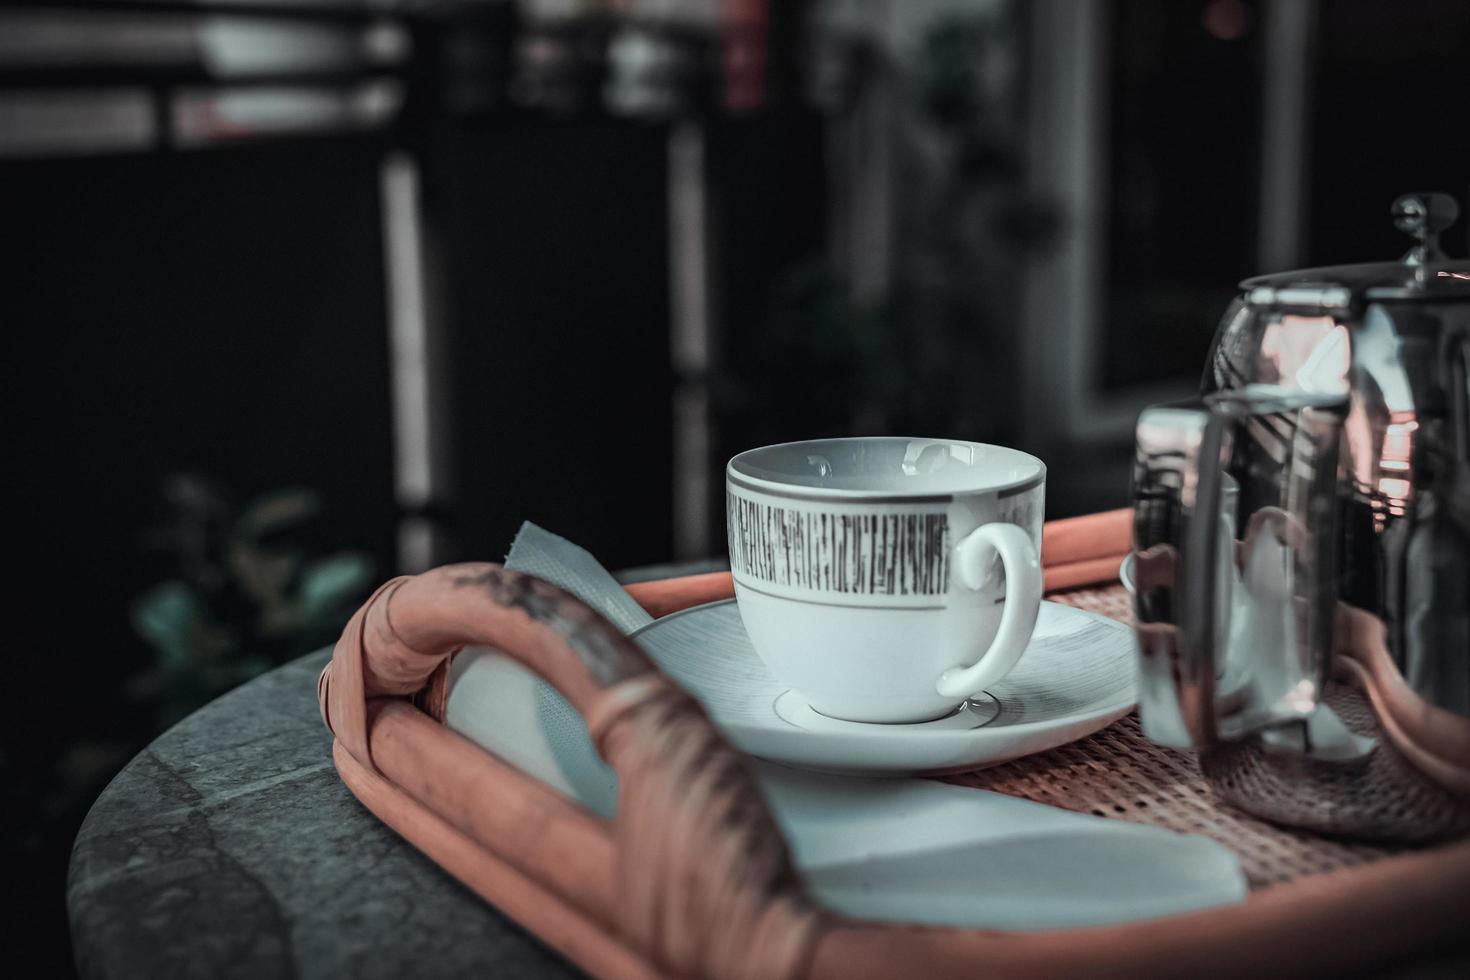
[67,649,585,979]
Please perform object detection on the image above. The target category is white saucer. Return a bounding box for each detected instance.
[1119,552,1136,593]
[630,599,1136,775]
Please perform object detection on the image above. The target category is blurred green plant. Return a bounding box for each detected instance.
[130,474,374,726]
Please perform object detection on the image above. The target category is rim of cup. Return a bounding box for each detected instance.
[727,436,1046,501]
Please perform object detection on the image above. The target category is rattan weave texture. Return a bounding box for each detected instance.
[945,584,1407,889]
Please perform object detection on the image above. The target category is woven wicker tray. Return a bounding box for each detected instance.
[317,516,1470,979]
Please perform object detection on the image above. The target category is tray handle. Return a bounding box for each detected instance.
[319,563,826,980]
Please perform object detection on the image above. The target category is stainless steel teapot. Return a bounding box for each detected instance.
[1131,193,1470,842]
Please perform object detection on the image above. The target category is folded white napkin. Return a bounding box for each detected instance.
[443,523,1247,930]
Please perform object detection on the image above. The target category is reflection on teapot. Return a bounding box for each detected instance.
[1131,193,1470,842]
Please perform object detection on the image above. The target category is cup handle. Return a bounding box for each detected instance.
[936,523,1043,699]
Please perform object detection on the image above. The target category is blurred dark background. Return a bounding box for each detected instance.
[2,0,1467,974]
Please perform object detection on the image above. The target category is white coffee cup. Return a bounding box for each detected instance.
[726,437,1045,723]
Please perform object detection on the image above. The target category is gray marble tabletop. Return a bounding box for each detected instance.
[67,648,585,980]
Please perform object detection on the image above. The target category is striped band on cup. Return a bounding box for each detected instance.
[726,493,951,598]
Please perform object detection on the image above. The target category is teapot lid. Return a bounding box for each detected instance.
[1240,192,1470,307]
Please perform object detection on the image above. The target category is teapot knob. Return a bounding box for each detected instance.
[1392,191,1459,266]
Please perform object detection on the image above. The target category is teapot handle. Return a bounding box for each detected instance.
[1132,399,1220,747]
[1132,387,1347,749]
